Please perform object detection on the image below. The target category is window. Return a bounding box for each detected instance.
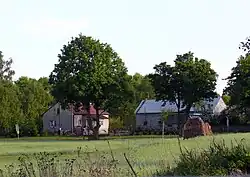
[57,108,60,115]
[78,119,82,125]
[158,120,162,125]
[74,115,82,127]
[161,101,167,107]
[143,121,148,126]
[49,120,56,128]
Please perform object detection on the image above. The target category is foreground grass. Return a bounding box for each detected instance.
[0,133,250,176]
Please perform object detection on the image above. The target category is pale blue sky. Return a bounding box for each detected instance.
[1,0,249,95]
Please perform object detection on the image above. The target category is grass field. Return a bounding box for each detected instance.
[0,133,249,176]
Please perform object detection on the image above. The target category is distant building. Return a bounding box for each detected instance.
[42,103,109,135]
[134,96,226,132]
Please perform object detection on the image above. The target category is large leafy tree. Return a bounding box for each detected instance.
[0,52,23,136]
[49,34,129,139]
[15,77,53,136]
[0,80,23,136]
[224,37,250,115]
[149,52,217,129]
[175,52,217,116]
[0,51,15,81]
[148,61,184,129]
[110,73,155,128]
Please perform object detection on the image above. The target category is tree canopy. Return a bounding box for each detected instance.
[149,52,218,119]
[49,34,130,139]
[0,51,15,81]
[224,38,250,113]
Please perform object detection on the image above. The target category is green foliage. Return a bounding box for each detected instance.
[112,73,155,127]
[15,77,54,136]
[50,34,128,106]
[224,54,250,114]
[3,150,121,177]
[222,95,231,105]
[49,34,130,138]
[0,80,23,136]
[161,139,250,176]
[109,116,124,130]
[174,52,218,115]
[0,51,15,81]
[149,51,217,119]
[149,62,183,109]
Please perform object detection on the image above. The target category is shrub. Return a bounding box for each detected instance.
[159,138,250,176]
[2,150,125,177]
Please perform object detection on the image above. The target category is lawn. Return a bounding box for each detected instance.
[0,133,249,176]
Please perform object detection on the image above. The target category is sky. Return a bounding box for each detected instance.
[1,0,250,95]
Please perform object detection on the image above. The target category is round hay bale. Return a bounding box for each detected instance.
[183,116,212,139]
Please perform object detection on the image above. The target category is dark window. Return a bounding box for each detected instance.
[158,120,162,125]
[49,120,56,128]
[161,101,167,107]
[57,108,60,115]
[143,121,148,126]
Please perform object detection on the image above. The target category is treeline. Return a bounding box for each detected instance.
[1,34,250,137]
[222,37,250,125]
[0,50,154,137]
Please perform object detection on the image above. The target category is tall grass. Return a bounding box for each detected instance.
[1,136,250,176]
[157,138,250,176]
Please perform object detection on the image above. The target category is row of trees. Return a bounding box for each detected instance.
[1,33,250,138]
[0,46,154,137]
[222,38,250,124]
[0,51,53,136]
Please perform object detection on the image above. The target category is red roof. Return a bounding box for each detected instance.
[72,104,109,115]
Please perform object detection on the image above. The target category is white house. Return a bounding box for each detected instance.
[42,103,109,136]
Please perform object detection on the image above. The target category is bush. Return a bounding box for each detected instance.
[2,148,131,177]
[160,138,250,176]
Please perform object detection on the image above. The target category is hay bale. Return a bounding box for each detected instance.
[183,116,212,139]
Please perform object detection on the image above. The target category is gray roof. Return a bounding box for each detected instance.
[135,97,223,114]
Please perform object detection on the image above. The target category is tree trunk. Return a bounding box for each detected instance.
[162,121,165,138]
[179,104,192,137]
[86,104,93,140]
[175,100,181,136]
[88,106,101,140]
[185,104,192,120]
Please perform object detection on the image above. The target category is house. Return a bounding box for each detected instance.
[42,103,109,135]
[134,96,226,132]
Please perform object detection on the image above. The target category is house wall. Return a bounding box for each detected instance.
[135,113,185,131]
[99,118,109,135]
[43,103,109,135]
[213,98,227,115]
[136,113,161,131]
[43,103,72,133]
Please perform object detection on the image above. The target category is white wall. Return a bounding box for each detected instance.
[213,98,227,115]
[99,118,109,135]
[43,103,73,132]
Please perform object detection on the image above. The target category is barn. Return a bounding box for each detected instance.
[134,96,227,133]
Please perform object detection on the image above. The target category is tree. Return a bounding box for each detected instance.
[131,73,155,103]
[149,52,217,132]
[222,95,231,106]
[49,34,129,139]
[0,52,22,137]
[160,109,173,138]
[149,62,183,128]
[0,80,23,136]
[174,52,217,116]
[224,38,250,112]
[0,51,15,81]
[15,77,53,136]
